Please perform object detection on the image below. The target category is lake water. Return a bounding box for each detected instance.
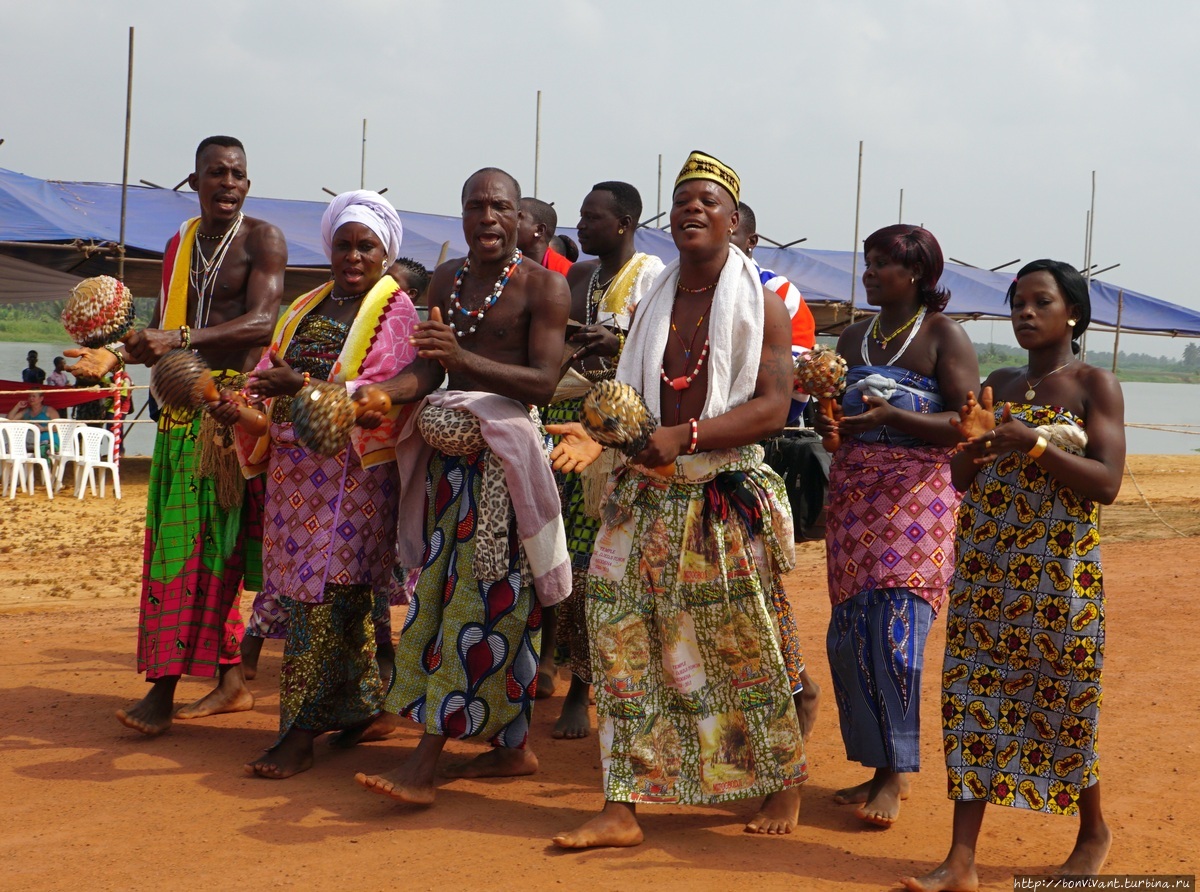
[4,341,1197,456]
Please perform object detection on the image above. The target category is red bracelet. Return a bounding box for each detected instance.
[301,371,311,388]
[687,418,699,454]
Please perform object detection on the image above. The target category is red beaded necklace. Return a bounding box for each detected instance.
[660,294,713,394]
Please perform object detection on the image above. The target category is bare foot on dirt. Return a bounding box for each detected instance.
[745,787,801,834]
[552,676,591,739]
[856,769,905,827]
[1056,822,1112,876]
[331,713,400,747]
[443,747,538,779]
[376,637,395,691]
[796,678,820,742]
[331,712,400,747]
[244,729,316,779]
[355,768,436,806]
[240,635,264,681]
[833,774,912,805]
[536,667,557,699]
[115,682,175,737]
[175,666,253,719]
[899,858,979,892]
[553,801,643,849]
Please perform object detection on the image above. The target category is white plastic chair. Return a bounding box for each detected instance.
[74,426,121,499]
[47,420,83,493]
[0,424,20,495]
[4,422,54,499]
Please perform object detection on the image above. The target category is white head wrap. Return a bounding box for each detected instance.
[321,190,404,268]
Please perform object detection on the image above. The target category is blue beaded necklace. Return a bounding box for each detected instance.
[449,248,523,338]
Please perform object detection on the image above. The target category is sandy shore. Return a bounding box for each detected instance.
[1,456,1197,890]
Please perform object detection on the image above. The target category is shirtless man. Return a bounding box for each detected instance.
[355,167,570,805]
[539,181,663,739]
[72,136,287,736]
[517,197,573,275]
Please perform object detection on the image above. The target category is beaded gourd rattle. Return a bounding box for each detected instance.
[290,380,392,456]
[794,345,848,452]
[61,275,137,348]
[151,349,268,436]
[580,379,675,476]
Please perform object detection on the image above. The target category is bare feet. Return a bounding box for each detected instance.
[443,746,538,779]
[355,732,445,805]
[355,769,436,806]
[855,768,906,827]
[745,787,801,834]
[796,677,820,742]
[832,774,912,805]
[115,680,176,737]
[1056,822,1111,876]
[899,861,979,892]
[536,666,558,699]
[175,665,253,719]
[240,635,264,681]
[553,801,644,849]
[376,638,396,691]
[552,676,591,739]
[331,712,400,748]
[244,728,316,779]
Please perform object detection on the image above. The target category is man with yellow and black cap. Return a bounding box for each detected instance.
[552,151,808,848]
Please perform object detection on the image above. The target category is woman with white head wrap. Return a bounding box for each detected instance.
[237,190,420,779]
[321,189,405,271]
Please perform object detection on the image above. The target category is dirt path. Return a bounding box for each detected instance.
[1,457,1197,890]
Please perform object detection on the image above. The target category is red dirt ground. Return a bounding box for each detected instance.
[1,457,1197,891]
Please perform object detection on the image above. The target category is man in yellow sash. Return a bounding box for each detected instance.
[539,181,664,739]
[71,136,288,736]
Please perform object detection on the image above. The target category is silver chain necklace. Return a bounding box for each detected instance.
[189,212,244,330]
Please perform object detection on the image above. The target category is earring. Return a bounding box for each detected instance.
[728,228,735,235]
[618,228,625,234]
[1068,319,1076,327]
[911,277,916,284]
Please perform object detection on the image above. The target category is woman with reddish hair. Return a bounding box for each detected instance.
[816,224,978,827]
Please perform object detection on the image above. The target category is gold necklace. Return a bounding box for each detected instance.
[871,306,923,348]
[1024,359,1075,400]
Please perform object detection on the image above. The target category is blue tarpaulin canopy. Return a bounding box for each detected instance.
[3,167,1198,337]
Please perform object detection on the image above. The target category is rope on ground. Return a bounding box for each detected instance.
[1123,461,1190,537]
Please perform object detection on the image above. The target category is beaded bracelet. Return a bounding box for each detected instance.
[179,324,191,350]
[301,371,311,388]
[615,329,626,356]
[102,345,125,374]
[1027,434,1048,459]
[687,418,699,454]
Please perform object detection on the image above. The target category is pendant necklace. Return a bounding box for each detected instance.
[1024,359,1074,401]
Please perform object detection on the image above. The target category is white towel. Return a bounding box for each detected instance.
[617,245,764,422]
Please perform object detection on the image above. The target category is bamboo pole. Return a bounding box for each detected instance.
[898,188,903,223]
[534,91,542,199]
[117,27,134,282]
[360,118,367,189]
[1081,172,1096,362]
[848,141,864,322]
[1111,290,1124,374]
[656,154,663,228]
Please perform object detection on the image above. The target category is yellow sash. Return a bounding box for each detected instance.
[161,218,200,330]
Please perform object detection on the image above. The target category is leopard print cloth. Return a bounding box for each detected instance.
[417,404,533,586]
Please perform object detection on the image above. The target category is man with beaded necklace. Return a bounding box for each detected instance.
[537,181,663,740]
[68,135,288,737]
[354,167,571,806]
[551,152,807,849]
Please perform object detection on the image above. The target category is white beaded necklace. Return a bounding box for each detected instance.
[861,306,926,366]
[190,212,244,330]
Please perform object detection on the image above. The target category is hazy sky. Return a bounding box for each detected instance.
[3,0,1197,356]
